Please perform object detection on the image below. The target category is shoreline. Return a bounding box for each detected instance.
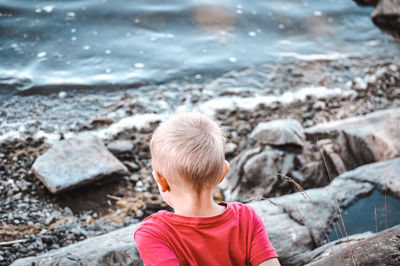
[1,56,400,264]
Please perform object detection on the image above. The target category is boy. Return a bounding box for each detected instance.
[134,112,279,265]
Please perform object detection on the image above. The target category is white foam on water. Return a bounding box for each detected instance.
[198,86,357,116]
[96,113,165,139]
[280,52,348,61]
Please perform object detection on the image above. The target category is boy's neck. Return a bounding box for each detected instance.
[171,189,226,217]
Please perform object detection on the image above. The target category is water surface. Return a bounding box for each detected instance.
[1,0,398,98]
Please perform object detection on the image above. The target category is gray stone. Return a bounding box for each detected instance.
[339,157,400,198]
[305,225,400,266]
[32,134,129,193]
[222,146,295,201]
[107,140,134,153]
[247,157,400,265]
[372,0,400,40]
[306,108,400,166]
[11,224,142,265]
[291,231,375,265]
[250,119,305,148]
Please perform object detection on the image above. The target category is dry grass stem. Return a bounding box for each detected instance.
[278,173,339,266]
[318,149,357,266]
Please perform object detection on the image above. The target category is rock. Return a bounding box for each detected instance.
[107,140,134,153]
[305,108,400,166]
[91,117,114,125]
[317,138,347,177]
[305,225,400,266]
[372,0,400,40]
[225,142,237,155]
[291,231,375,265]
[250,119,305,148]
[12,159,400,266]
[11,224,142,266]
[32,134,129,193]
[339,157,400,198]
[124,161,140,172]
[248,157,400,265]
[222,146,295,201]
[353,0,379,6]
[299,161,328,188]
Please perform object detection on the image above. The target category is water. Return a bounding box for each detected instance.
[328,189,400,241]
[0,0,399,98]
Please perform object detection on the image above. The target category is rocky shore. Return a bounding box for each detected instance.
[1,56,400,265]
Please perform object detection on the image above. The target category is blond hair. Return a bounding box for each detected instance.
[150,112,226,194]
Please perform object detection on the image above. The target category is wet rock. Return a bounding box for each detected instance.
[250,119,305,148]
[305,108,400,166]
[32,134,129,193]
[107,139,134,153]
[305,225,400,266]
[372,0,400,40]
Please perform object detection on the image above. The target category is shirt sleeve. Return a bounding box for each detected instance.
[134,227,180,266]
[249,208,278,266]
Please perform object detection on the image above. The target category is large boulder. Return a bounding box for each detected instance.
[305,108,400,167]
[372,0,400,40]
[221,146,296,201]
[32,134,129,193]
[249,158,400,265]
[250,119,305,148]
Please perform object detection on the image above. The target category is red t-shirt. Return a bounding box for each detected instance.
[134,202,278,265]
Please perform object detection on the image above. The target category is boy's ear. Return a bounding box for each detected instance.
[218,160,230,183]
[152,170,170,192]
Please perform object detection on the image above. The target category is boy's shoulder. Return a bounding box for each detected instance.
[134,202,257,232]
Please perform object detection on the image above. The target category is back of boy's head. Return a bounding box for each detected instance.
[150,112,226,194]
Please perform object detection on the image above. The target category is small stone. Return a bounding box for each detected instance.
[107,140,134,153]
[312,101,326,110]
[129,173,140,182]
[226,143,237,155]
[58,91,67,98]
[124,161,139,171]
[136,210,144,218]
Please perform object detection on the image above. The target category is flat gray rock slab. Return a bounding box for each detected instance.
[11,224,142,266]
[250,119,305,147]
[305,224,400,266]
[32,134,129,194]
